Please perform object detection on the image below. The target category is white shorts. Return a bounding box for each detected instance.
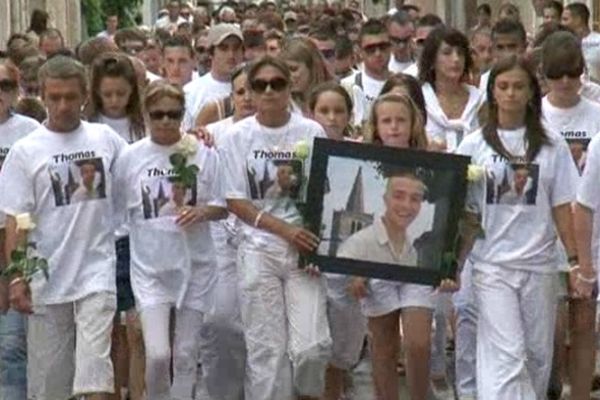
[361,279,435,317]
[27,291,116,399]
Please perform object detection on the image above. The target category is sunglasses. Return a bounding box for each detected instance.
[0,79,17,92]
[362,42,391,55]
[545,69,582,80]
[320,48,336,60]
[195,46,207,54]
[148,109,184,121]
[390,36,411,47]
[250,77,288,93]
[414,38,426,46]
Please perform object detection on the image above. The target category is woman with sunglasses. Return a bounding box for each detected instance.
[419,27,484,152]
[280,37,334,116]
[456,55,580,400]
[114,80,227,400]
[541,31,600,400]
[220,56,331,400]
[0,60,40,400]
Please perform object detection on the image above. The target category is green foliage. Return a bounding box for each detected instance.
[82,0,142,37]
[3,243,49,283]
[168,154,199,189]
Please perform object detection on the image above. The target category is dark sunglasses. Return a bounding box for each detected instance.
[250,77,288,93]
[414,38,426,46]
[320,48,336,60]
[195,46,207,54]
[545,69,582,80]
[0,79,18,92]
[148,109,184,121]
[362,42,391,55]
[390,36,411,47]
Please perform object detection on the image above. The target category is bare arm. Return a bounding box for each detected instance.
[553,203,577,262]
[4,216,26,272]
[574,202,595,275]
[456,211,482,269]
[227,199,319,253]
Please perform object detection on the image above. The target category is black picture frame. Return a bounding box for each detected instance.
[304,138,470,286]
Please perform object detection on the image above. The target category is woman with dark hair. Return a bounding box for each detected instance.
[220,56,331,400]
[86,52,145,143]
[280,37,334,115]
[541,31,600,399]
[456,55,581,399]
[419,27,483,152]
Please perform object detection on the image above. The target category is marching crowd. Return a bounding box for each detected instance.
[1,0,600,399]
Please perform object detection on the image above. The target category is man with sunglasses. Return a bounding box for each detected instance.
[309,24,337,77]
[183,23,244,131]
[341,19,391,127]
[403,13,443,78]
[387,11,415,74]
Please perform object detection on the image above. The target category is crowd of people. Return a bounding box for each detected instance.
[1,0,600,399]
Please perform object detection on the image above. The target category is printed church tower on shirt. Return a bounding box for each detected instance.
[329,167,374,256]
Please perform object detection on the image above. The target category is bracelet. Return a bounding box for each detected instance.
[253,211,265,228]
[569,265,580,273]
[9,277,25,287]
[577,272,597,284]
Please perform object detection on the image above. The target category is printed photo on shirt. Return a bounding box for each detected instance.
[0,147,9,171]
[304,139,470,285]
[246,157,304,201]
[565,138,590,173]
[48,157,106,206]
[141,177,197,219]
[486,162,539,206]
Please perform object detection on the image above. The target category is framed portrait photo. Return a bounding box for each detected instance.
[304,138,470,286]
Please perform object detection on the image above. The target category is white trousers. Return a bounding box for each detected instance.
[430,292,452,377]
[199,233,246,400]
[474,264,557,400]
[238,245,332,400]
[139,304,204,400]
[454,260,477,398]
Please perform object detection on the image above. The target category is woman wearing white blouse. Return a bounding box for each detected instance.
[456,55,583,400]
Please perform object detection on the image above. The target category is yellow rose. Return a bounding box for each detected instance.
[467,164,485,182]
[15,213,36,231]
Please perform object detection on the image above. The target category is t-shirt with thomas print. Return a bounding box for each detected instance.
[113,137,224,309]
[456,127,578,272]
[221,113,325,253]
[0,121,126,305]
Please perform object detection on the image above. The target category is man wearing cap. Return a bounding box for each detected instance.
[182,23,244,131]
[284,11,298,35]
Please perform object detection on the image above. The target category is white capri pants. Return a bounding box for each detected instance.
[27,291,116,400]
[139,304,204,400]
[473,263,557,400]
[238,244,332,400]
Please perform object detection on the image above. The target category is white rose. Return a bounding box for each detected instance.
[175,134,198,157]
[467,164,485,182]
[15,213,36,231]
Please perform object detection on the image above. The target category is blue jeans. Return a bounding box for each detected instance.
[0,310,27,399]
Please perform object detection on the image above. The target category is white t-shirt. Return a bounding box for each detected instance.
[183,72,232,131]
[220,113,325,253]
[456,127,578,272]
[155,15,186,31]
[0,114,41,227]
[403,62,419,78]
[582,31,600,82]
[576,133,600,271]
[388,57,413,74]
[114,137,223,309]
[542,96,600,172]
[97,114,138,144]
[423,82,484,152]
[341,71,386,127]
[0,121,127,305]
